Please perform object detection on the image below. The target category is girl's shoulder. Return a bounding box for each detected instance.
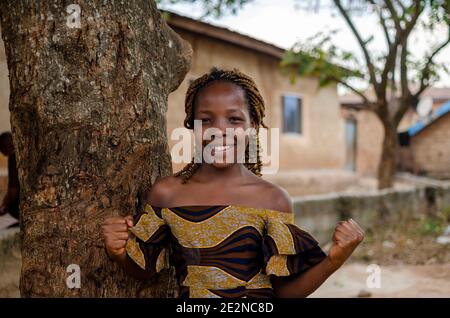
[147,174,184,208]
[250,176,293,214]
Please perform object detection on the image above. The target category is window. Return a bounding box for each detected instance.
[282,95,302,134]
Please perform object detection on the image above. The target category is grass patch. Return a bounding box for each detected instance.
[351,214,449,266]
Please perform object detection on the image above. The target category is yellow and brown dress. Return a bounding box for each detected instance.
[126,204,327,298]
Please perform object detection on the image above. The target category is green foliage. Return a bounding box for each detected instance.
[420,217,446,235]
[280,30,363,87]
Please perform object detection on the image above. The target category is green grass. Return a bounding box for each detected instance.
[419,217,446,235]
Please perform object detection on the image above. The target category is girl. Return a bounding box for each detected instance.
[102,67,364,298]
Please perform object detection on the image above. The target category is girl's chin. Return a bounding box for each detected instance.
[211,162,236,169]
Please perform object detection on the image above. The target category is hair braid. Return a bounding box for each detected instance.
[174,67,268,183]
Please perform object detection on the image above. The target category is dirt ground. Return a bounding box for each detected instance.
[310,262,450,298]
[0,240,20,298]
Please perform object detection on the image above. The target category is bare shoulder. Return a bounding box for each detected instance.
[147,174,182,207]
[254,177,293,214]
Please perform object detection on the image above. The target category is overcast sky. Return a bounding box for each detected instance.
[158,0,450,91]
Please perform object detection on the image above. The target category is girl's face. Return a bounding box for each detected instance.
[193,80,256,169]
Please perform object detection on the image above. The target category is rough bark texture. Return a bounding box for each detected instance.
[0,0,192,297]
[377,120,398,190]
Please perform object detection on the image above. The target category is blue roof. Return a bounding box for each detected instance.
[407,100,450,136]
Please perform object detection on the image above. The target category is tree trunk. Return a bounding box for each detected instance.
[377,120,398,190]
[0,0,192,297]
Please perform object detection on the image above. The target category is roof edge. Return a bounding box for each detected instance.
[162,9,285,59]
[407,100,450,137]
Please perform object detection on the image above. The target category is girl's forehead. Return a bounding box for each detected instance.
[195,81,246,107]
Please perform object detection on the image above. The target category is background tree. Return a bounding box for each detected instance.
[0,0,191,297]
[159,0,450,189]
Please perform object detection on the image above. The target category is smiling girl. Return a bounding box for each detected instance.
[102,67,364,298]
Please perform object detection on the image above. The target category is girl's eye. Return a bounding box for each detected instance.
[200,118,211,123]
[230,117,243,122]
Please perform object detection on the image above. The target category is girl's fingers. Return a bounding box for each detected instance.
[112,232,129,240]
[336,223,354,235]
[107,240,127,249]
[345,220,364,239]
[340,221,354,232]
[338,220,364,239]
[103,217,126,225]
[349,219,365,235]
[335,226,360,243]
[125,216,134,228]
[334,228,352,242]
[103,223,128,232]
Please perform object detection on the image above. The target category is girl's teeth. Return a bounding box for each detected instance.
[214,145,232,152]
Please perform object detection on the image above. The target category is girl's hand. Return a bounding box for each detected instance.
[102,215,134,262]
[327,219,365,269]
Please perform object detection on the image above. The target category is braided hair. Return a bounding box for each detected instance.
[174,67,268,184]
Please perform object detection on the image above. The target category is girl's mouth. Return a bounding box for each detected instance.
[213,145,233,153]
[209,143,236,158]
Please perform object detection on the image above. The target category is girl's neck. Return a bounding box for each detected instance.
[193,163,250,184]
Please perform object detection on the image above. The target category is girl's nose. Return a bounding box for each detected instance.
[215,118,232,135]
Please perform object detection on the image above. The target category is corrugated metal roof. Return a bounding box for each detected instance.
[407,100,450,136]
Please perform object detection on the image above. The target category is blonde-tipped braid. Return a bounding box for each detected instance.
[174,67,268,184]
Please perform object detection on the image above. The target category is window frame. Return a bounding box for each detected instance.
[281,93,304,135]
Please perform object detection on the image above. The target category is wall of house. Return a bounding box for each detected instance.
[341,108,384,177]
[168,28,346,174]
[410,113,450,178]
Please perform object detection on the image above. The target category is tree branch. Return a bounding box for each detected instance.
[333,0,379,93]
[394,37,412,124]
[371,1,392,47]
[379,0,423,101]
[385,0,402,31]
[331,75,377,111]
[415,27,450,97]
[400,40,410,98]
[394,0,407,13]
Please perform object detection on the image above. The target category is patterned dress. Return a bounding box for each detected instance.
[126,204,327,298]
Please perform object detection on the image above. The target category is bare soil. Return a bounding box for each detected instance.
[311,214,450,297]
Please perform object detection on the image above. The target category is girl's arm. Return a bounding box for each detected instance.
[108,249,154,281]
[272,219,365,298]
[102,216,154,281]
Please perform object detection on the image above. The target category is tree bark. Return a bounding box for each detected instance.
[0,0,192,297]
[377,119,398,190]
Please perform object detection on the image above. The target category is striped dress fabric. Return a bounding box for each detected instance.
[125,204,327,298]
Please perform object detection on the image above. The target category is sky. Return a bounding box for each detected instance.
[157,0,450,92]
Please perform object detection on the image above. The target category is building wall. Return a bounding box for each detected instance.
[410,113,450,177]
[168,28,345,174]
[341,108,384,177]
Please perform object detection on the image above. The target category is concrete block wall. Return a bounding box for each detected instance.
[293,182,450,244]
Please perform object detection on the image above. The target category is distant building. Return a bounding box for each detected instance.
[398,101,450,179]
[340,87,450,177]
